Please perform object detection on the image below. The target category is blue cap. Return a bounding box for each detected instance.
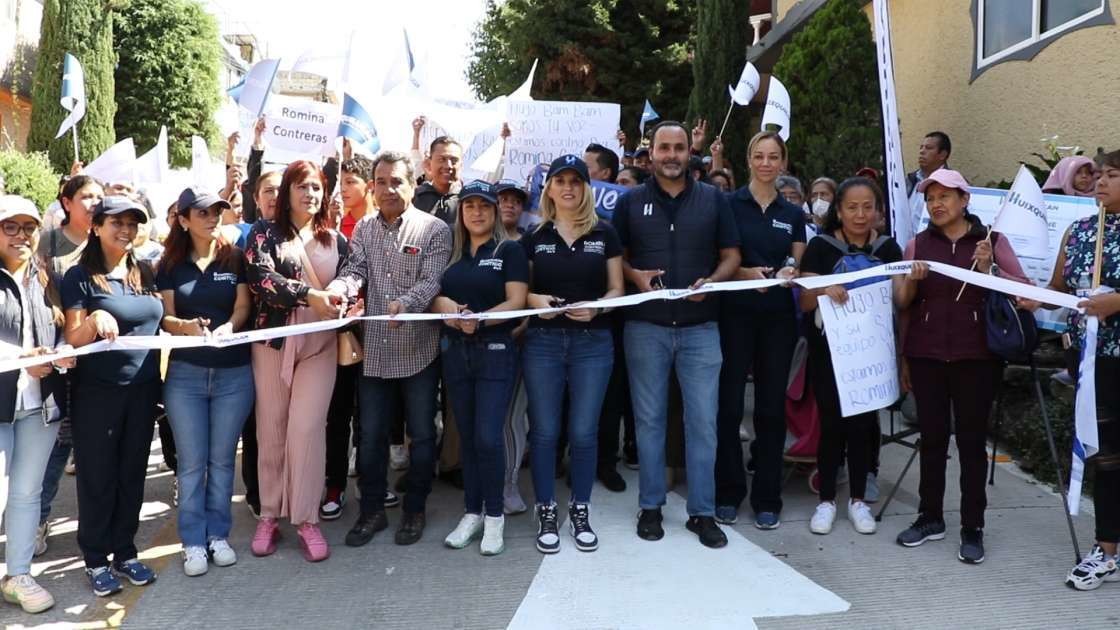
[546,154,590,183]
[93,195,148,223]
[634,147,650,158]
[494,179,528,200]
[177,187,231,213]
[458,180,497,205]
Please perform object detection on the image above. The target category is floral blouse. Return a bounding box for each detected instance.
[1063,213,1120,357]
[244,219,348,349]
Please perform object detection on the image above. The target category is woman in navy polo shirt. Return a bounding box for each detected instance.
[62,196,163,597]
[432,180,528,556]
[521,155,624,554]
[716,131,805,530]
[157,187,254,576]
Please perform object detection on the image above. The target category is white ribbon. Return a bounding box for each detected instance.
[0,262,1083,374]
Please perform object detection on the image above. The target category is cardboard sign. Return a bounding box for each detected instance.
[817,280,899,417]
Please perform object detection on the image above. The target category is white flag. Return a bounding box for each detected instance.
[55,53,86,139]
[134,126,169,185]
[728,62,760,106]
[510,59,538,101]
[992,165,1050,259]
[873,0,912,248]
[191,136,212,189]
[238,59,281,117]
[84,138,137,186]
[760,76,791,141]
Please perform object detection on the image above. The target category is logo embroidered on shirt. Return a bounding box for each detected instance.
[211,272,239,284]
[582,240,605,255]
[535,244,557,255]
[772,219,793,234]
[478,258,503,271]
[643,203,653,217]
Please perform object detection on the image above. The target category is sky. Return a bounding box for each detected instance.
[204,0,489,101]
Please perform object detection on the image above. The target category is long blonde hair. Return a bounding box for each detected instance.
[449,197,509,265]
[537,178,598,238]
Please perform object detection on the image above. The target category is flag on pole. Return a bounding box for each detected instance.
[237,59,281,117]
[191,136,212,188]
[338,93,381,156]
[1070,306,1104,514]
[760,76,791,141]
[992,164,1050,259]
[55,53,86,139]
[134,126,169,185]
[509,59,538,101]
[84,138,137,186]
[728,62,761,106]
[639,99,660,137]
[382,28,418,95]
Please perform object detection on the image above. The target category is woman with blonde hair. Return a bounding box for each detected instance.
[520,155,624,554]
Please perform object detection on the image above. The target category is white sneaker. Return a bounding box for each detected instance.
[390,444,409,471]
[809,501,837,535]
[34,522,49,557]
[444,513,484,549]
[182,545,208,576]
[480,515,505,556]
[848,499,877,534]
[208,538,237,567]
[503,482,527,515]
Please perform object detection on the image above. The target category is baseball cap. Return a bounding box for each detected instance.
[633,147,650,159]
[546,155,590,183]
[494,179,528,201]
[915,168,970,195]
[177,187,231,213]
[93,195,149,223]
[458,180,497,205]
[0,195,41,225]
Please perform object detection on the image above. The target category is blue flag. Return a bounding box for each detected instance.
[338,93,381,155]
[639,99,660,137]
[55,53,86,139]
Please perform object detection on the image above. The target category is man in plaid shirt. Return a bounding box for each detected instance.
[328,150,452,548]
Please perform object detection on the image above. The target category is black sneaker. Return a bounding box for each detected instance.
[394,511,426,545]
[535,502,560,554]
[345,511,388,547]
[896,514,946,547]
[569,503,598,552]
[958,527,985,564]
[637,508,664,541]
[597,467,627,493]
[384,490,401,508]
[686,516,728,549]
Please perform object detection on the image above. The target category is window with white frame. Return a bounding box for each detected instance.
[978,0,1106,67]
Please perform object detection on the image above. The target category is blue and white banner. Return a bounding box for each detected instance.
[236,58,281,117]
[338,92,381,155]
[55,53,86,139]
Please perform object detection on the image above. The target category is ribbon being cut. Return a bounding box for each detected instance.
[1,260,1084,375]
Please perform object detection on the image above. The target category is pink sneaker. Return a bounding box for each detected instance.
[251,518,280,557]
[297,523,330,562]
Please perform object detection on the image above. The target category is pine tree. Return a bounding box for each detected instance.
[28,0,118,172]
[688,0,752,181]
[114,0,223,168]
[772,0,882,181]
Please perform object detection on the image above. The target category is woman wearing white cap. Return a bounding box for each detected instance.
[894,168,1029,564]
[0,195,74,614]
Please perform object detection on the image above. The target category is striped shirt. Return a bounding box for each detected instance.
[329,206,451,379]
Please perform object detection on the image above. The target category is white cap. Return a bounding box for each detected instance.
[0,195,41,225]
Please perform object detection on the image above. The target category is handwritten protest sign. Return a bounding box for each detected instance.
[504,100,620,184]
[817,280,899,417]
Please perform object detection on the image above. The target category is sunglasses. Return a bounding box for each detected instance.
[1,222,39,237]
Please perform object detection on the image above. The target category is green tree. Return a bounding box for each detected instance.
[688,0,752,180]
[0,149,61,211]
[467,0,694,146]
[28,0,118,173]
[114,0,222,168]
[772,0,882,181]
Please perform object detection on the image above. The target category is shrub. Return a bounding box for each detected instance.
[0,149,61,212]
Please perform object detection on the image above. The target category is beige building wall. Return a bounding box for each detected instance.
[866,0,1120,185]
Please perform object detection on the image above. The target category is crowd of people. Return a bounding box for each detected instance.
[1,113,1119,616]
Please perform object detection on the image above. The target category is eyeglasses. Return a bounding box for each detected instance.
[0,222,38,237]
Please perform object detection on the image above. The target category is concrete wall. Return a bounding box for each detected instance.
[866,0,1120,184]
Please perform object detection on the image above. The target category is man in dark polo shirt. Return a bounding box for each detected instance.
[413,136,463,226]
[612,121,741,549]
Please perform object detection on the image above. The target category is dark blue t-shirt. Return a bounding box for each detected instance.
[439,239,529,336]
[521,221,623,329]
[61,265,163,386]
[724,186,806,312]
[156,257,250,368]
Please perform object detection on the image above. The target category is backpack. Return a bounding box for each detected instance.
[818,234,891,289]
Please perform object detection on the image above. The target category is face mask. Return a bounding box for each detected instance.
[811,198,830,217]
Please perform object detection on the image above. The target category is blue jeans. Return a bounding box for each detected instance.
[163,362,254,547]
[357,360,440,515]
[522,327,614,504]
[624,320,722,517]
[1,409,61,575]
[442,334,518,517]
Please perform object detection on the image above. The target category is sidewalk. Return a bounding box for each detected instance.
[2,411,1112,630]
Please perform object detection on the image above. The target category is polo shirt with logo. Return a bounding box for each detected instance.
[520,221,622,330]
[439,239,529,336]
[724,186,806,312]
[156,258,251,368]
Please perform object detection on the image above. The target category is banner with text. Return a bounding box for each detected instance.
[504,100,621,185]
[263,94,341,161]
[818,280,899,417]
